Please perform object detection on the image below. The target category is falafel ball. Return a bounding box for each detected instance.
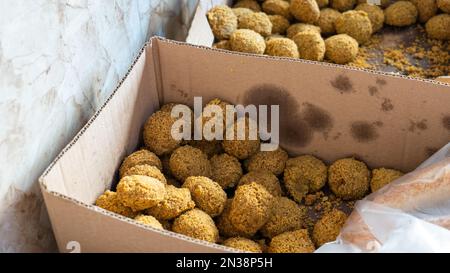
[335,10,372,45]
[210,153,243,189]
[287,23,321,39]
[268,15,290,34]
[316,0,329,8]
[293,31,326,61]
[263,0,293,20]
[216,199,254,238]
[312,209,347,247]
[325,34,359,64]
[384,1,418,27]
[355,3,385,33]
[265,37,300,58]
[121,164,167,184]
[119,149,162,177]
[229,182,274,236]
[188,140,223,158]
[183,176,227,217]
[328,158,370,200]
[330,0,356,12]
[268,229,315,253]
[426,14,450,40]
[169,145,212,181]
[290,0,321,24]
[370,168,403,192]
[239,170,283,197]
[437,0,450,13]
[234,0,262,12]
[409,0,438,23]
[134,214,164,230]
[233,7,254,24]
[283,155,328,202]
[230,29,267,54]
[207,5,238,40]
[213,40,231,50]
[246,148,289,176]
[358,0,390,8]
[147,185,195,220]
[223,237,263,253]
[222,117,261,160]
[261,197,306,238]
[238,12,273,37]
[318,8,341,36]
[95,190,138,218]
[116,175,166,211]
[172,209,219,243]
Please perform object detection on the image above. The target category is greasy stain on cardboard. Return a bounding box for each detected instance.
[368,86,379,96]
[350,121,380,143]
[409,119,428,132]
[381,98,394,112]
[442,115,450,131]
[331,75,353,94]
[302,103,333,132]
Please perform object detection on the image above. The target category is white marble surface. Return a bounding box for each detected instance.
[0,0,199,253]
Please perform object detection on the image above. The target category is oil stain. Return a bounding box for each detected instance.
[409,119,428,132]
[333,132,342,140]
[368,86,378,96]
[350,121,380,143]
[376,78,387,86]
[373,121,384,127]
[442,115,450,131]
[381,98,394,112]
[331,75,353,94]
[302,103,333,132]
[425,147,439,157]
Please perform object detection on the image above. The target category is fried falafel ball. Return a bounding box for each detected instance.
[230,29,267,54]
[234,0,262,12]
[358,0,390,8]
[335,10,373,45]
[119,149,162,177]
[384,1,418,27]
[409,0,438,23]
[222,117,261,160]
[437,0,450,13]
[238,12,273,37]
[268,229,315,253]
[263,0,293,20]
[293,31,326,61]
[229,182,274,236]
[183,176,227,217]
[239,170,283,197]
[95,190,138,218]
[134,214,164,230]
[370,168,403,192]
[316,0,329,8]
[207,5,238,40]
[213,40,231,50]
[286,23,321,39]
[325,34,359,64]
[217,199,254,238]
[426,14,450,40]
[172,209,219,243]
[312,209,347,247]
[188,140,223,158]
[116,175,166,211]
[328,158,370,200]
[355,3,385,33]
[223,237,263,253]
[169,145,212,181]
[290,0,321,24]
[268,15,290,34]
[233,7,254,28]
[246,148,289,176]
[283,155,328,202]
[261,197,306,238]
[146,185,195,220]
[265,37,300,58]
[210,153,243,189]
[121,165,167,184]
[318,8,341,36]
[330,0,356,12]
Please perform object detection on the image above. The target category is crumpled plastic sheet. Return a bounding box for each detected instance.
[317,143,450,253]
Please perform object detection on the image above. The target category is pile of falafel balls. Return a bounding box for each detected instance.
[95,99,405,253]
[207,0,450,65]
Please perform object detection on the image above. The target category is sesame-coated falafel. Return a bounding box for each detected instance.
[210,153,243,189]
[325,34,359,64]
[234,0,262,12]
[261,197,306,238]
[384,1,418,27]
[355,3,385,33]
[290,0,321,24]
[121,164,167,184]
[172,209,219,243]
[95,190,138,218]
[330,0,356,12]
[335,10,373,44]
[229,182,274,236]
[223,237,263,253]
[293,31,326,61]
[286,23,321,39]
[262,0,293,20]
[119,149,162,177]
[312,209,347,247]
[222,117,261,160]
[207,5,238,40]
[134,215,164,229]
[116,175,166,211]
[183,176,227,217]
[268,15,290,34]
[239,170,283,197]
[426,14,450,40]
[370,168,403,192]
[265,37,300,58]
[268,229,315,253]
[246,148,289,176]
[318,8,341,35]
[328,158,370,200]
[238,12,273,37]
[230,29,267,54]
[216,199,254,238]
[169,145,212,181]
[146,185,195,220]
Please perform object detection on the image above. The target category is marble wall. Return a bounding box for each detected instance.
[0,0,200,253]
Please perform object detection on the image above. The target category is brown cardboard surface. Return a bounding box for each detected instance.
[40,37,450,253]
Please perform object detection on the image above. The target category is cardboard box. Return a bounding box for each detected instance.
[39,36,450,253]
